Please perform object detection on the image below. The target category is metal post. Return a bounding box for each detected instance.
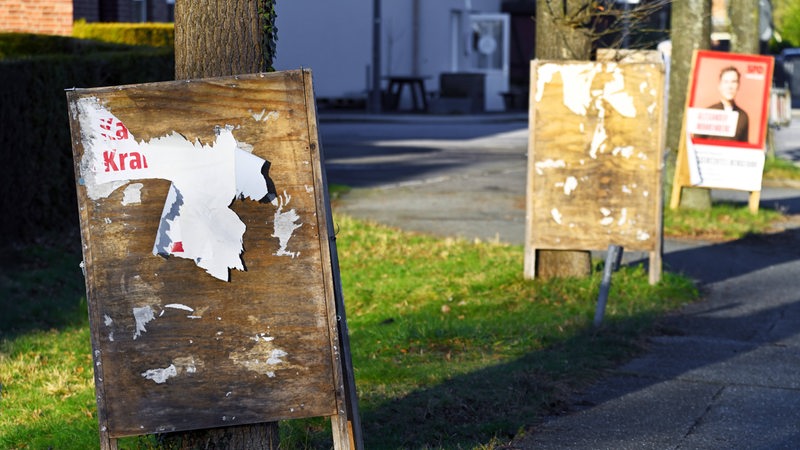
[369,0,382,114]
[594,245,623,328]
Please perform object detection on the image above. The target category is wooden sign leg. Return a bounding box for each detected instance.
[748,191,760,214]
[648,250,661,285]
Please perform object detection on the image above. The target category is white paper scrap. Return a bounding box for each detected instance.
[75,96,283,282]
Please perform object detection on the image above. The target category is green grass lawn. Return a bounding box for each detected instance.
[1,214,700,449]
[4,170,798,448]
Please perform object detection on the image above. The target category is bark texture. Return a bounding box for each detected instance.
[729,0,761,54]
[174,0,267,79]
[665,0,712,210]
[533,0,593,278]
[535,0,593,60]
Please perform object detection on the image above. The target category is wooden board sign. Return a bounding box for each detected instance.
[67,69,359,446]
[670,50,774,214]
[525,60,665,284]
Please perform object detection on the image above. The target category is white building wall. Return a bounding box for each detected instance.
[275,0,503,108]
[274,0,373,99]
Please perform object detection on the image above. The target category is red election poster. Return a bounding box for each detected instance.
[685,50,773,191]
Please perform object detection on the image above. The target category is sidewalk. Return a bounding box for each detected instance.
[511,225,800,449]
[321,111,800,449]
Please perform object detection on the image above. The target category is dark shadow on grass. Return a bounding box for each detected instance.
[356,223,800,448]
[0,229,87,340]
[355,314,666,449]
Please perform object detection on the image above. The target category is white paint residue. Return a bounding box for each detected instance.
[534,159,566,175]
[173,356,199,374]
[272,192,302,258]
[121,183,143,205]
[622,185,632,194]
[104,314,114,341]
[141,356,202,384]
[535,65,559,103]
[639,81,648,93]
[559,64,598,115]
[563,176,578,195]
[603,67,637,118]
[251,109,279,122]
[165,303,193,312]
[252,332,275,342]
[617,208,628,226]
[266,349,288,365]
[599,208,614,226]
[612,146,635,159]
[643,190,650,198]
[75,97,278,282]
[551,208,563,225]
[133,306,155,340]
[229,336,298,378]
[141,364,177,384]
[637,230,651,241]
[590,123,607,159]
[236,141,254,154]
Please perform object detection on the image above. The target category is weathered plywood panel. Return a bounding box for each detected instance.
[67,70,343,437]
[526,61,664,254]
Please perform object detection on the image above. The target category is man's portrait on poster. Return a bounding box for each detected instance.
[700,66,749,142]
[689,51,771,149]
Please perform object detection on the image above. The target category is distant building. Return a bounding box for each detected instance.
[275,0,525,112]
[0,0,174,36]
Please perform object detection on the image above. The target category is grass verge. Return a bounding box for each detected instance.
[764,155,800,182]
[663,201,787,241]
[1,215,698,449]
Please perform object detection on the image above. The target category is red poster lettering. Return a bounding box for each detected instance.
[115,122,129,140]
[102,151,148,172]
[103,151,119,172]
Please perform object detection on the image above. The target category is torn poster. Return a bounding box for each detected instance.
[75,96,285,281]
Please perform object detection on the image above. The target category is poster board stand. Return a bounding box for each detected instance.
[670,50,774,214]
[525,59,665,285]
[67,69,362,449]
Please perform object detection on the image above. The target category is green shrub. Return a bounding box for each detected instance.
[0,32,129,60]
[776,2,800,48]
[0,38,174,241]
[72,19,174,48]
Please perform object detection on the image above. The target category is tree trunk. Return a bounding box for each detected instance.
[175,0,272,79]
[729,0,761,54]
[167,1,279,447]
[533,0,593,279]
[535,0,593,60]
[664,0,712,210]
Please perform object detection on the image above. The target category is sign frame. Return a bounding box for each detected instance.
[525,59,666,285]
[67,69,362,449]
[670,50,774,213]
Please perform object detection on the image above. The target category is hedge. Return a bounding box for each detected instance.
[0,41,174,242]
[0,32,131,60]
[72,19,174,48]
